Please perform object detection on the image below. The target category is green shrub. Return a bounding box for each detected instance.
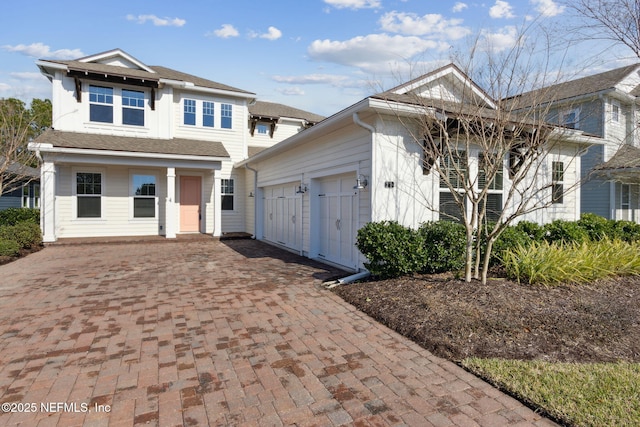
[0,208,40,226]
[0,221,42,249]
[491,225,533,265]
[512,221,545,242]
[542,219,589,244]
[610,220,640,242]
[577,213,613,241]
[356,221,426,278]
[418,221,466,273]
[503,238,640,286]
[0,239,20,257]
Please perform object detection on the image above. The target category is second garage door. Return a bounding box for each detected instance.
[263,183,301,251]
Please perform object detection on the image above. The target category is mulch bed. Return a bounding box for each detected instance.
[333,274,640,363]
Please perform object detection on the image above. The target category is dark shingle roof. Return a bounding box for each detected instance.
[508,63,640,109]
[39,59,255,95]
[35,129,230,158]
[595,144,640,170]
[249,101,324,123]
[248,146,268,157]
[3,157,39,178]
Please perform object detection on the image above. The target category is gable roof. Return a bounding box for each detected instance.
[35,129,230,158]
[382,63,497,110]
[249,101,325,123]
[508,63,640,109]
[37,48,255,96]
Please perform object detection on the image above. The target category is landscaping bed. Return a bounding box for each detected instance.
[333,273,640,363]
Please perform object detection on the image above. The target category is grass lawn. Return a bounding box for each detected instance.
[462,358,640,427]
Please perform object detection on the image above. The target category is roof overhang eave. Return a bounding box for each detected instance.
[159,78,256,100]
[28,142,230,163]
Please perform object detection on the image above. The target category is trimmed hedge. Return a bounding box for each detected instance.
[0,208,40,226]
[418,221,466,273]
[0,221,42,249]
[0,239,20,257]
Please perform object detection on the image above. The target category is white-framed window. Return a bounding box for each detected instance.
[221,179,234,211]
[439,150,467,222]
[478,153,504,222]
[131,173,157,219]
[33,184,40,209]
[203,101,214,127]
[75,171,103,218]
[184,99,196,125]
[560,108,579,129]
[21,185,30,208]
[612,100,620,123]
[122,89,145,126]
[257,123,269,134]
[552,161,564,204]
[221,103,232,129]
[89,85,113,123]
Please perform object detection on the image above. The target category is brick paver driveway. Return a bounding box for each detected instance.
[0,239,555,426]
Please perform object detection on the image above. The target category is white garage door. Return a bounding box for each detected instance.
[263,183,301,251]
[315,173,358,270]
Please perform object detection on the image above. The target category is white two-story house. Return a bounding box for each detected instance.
[29,49,321,242]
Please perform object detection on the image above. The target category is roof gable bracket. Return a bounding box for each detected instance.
[74,77,82,103]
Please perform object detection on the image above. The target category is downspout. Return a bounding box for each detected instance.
[352,112,375,273]
[245,163,258,239]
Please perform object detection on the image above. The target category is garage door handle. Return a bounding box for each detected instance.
[292,215,296,224]
[269,213,272,220]
[336,219,341,230]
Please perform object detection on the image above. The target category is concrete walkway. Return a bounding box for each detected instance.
[0,239,556,426]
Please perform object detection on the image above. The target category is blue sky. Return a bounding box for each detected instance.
[0,0,635,117]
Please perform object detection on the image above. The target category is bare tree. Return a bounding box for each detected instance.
[376,26,596,284]
[566,0,640,58]
[0,98,51,197]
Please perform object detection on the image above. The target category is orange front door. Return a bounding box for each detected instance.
[180,176,201,232]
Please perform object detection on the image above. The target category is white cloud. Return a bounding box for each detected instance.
[2,43,83,59]
[212,24,239,38]
[0,82,11,92]
[453,2,468,12]
[323,0,381,10]
[261,26,282,41]
[480,26,521,52]
[276,87,305,96]
[489,0,515,19]
[308,34,444,72]
[379,11,471,40]
[272,74,350,85]
[10,72,47,81]
[126,14,186,27]
[530,0,565,17]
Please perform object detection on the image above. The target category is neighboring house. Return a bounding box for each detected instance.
[0,161,40,211]
[28,49,317,242]
[511,63,640,222]
[239,64,599,271]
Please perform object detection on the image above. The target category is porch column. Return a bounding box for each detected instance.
[213,169,221,237]
[41,161,56,243]
[165,168,176,239]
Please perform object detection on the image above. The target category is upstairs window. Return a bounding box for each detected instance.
[122,89,145,126]
[560,108,579,129]
[612,101,620,123]
[221,103,232,129]
[552,161,564,204]
[203,101,214,127]
[184,99,196,125]
[89,85,113,123]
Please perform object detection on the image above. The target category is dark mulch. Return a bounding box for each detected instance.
[333,274,640,363]
[0,245,43,266]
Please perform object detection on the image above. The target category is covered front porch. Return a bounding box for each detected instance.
[593,144,640,223]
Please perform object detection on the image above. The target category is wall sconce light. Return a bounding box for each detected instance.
[354,175,368,190]
[296,184,308,194]
[248,191,254,198]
